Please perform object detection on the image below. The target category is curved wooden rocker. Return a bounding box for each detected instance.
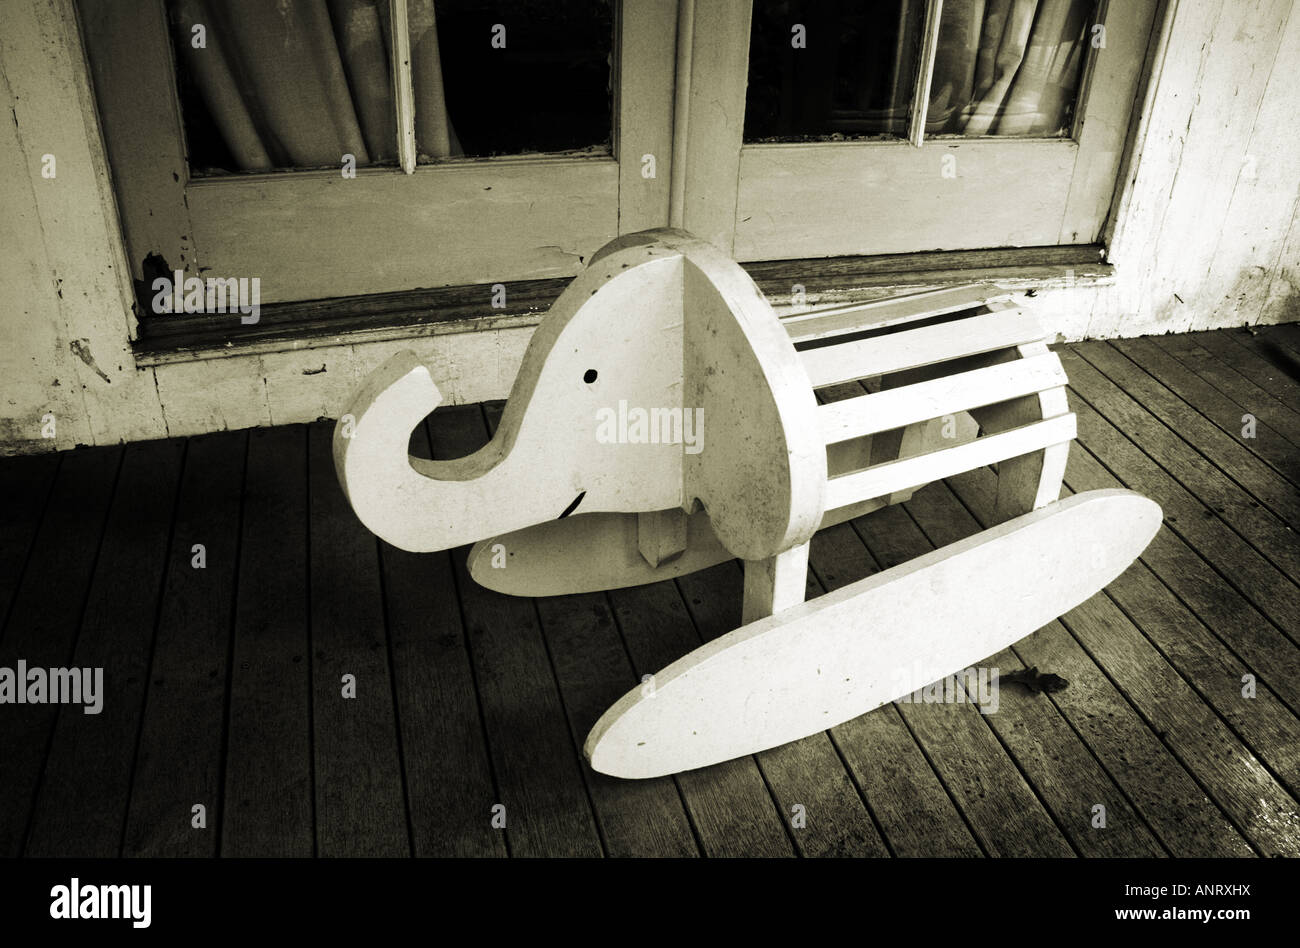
[334,228,1161,779]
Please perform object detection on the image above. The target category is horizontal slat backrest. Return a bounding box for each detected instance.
[817,351,1068,445]
[799,308,1050,388]
[782,283,1012,344]
[824,413,1077,511]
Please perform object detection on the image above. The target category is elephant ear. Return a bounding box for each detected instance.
[677,236,826,561]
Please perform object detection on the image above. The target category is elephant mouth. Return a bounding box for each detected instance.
[559,491,586,519]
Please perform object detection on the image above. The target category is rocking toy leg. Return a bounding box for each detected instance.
[637,508,689,568]
[742,542,811,624]
[867,419,935,506]
[967,341,1071,523]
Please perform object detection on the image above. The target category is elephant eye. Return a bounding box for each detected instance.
[583,369,598,383]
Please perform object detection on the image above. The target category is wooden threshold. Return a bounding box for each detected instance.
[133,277,571,366]
[132,244,1114,366]
[746,244,1113,304]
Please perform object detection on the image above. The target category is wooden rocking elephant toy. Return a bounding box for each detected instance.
[334,228,1161,779]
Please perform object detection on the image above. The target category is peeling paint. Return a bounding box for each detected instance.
[69,339,112,384]
[533,245,585,268]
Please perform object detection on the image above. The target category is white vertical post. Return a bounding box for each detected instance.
[742,542,810,624]
[908,0,944,148]
[390,0,417,174]
[668,0,695,228]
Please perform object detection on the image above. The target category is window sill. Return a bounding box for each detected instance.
[132,244,1113,366]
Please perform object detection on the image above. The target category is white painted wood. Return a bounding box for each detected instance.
[1203,3,1300,326]
[617,0,677,233]
[1262,209,1300,325]
[881,412,982,506]
[153,354,273,436]
[782,282,1009,343]
[468,508,729,596]
[585,489,1163,778]
[336,229,824,559]
[0,0,166,451]
[389,0,416,175]
[78,2,672,300]
[188,158,619,301]
[75,0,193,286]
[818,352,1067,445]
[907,0,944,148]
[1142,0,1292,333]
[0,53,96,451]
[638,508,689,567]
[987,340,1072,517]
[824,413,1076,510]
[668,0,693,229]
[735,139,1079,261]
[956,317,1071,520]
[467,495,891,597]
[862,377,982,507]
[11,0,1300,457]
[676,0,753,251]
[741,542,810,625]
[1095,0,1179,272]
[677,231,827,560]
[799,309,1048,387]
[729,2,1159,260]
[334,246,689,551]
[1057,0,1161,244]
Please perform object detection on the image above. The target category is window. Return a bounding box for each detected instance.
[678,0,1160,263]
[76,0,675,308]
[76,0,1159,345]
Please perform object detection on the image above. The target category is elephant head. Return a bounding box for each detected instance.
[334,229,826,562]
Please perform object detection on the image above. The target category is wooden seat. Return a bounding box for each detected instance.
[804,298,1074,524]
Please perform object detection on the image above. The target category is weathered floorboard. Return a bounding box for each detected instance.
[125,430,247,857]
[1,325,1296,859]
[677,560,891,857]
[1152,333,1300,448]
[378,420,506,857]
[1111,336,1300,487]
[307,422,409,856]
[893,486,1166,857]
[441,405,603,857]
[222,426,313,857]
[1062,348,1300,579]
[1080,341,1300,527]
[0,444,122,857]
[26,439,183,857]
[0,453,60,626]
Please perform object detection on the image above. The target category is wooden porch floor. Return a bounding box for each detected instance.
[2,325,1300,858]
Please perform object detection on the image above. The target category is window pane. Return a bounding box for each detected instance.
[928,0,1098,138]
[419,0,613,160]
[169,0,398,174]
[168,0,613,175]
[745,1,926,142]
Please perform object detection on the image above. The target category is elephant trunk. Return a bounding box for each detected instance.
[334,352,564,552]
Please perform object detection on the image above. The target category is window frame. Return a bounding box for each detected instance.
[76,0,676,310]
[677,0,1160,261]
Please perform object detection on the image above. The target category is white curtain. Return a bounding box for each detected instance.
[927,0,1093,136]
[171,0,460,172]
